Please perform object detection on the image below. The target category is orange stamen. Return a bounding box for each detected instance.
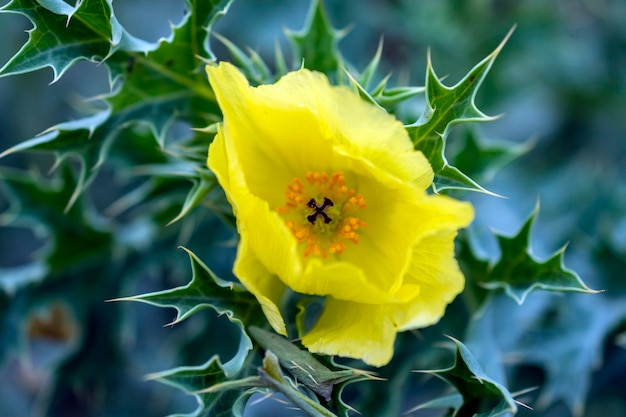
[277,171,367,257]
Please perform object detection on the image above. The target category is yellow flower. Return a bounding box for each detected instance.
[206,62,473,367]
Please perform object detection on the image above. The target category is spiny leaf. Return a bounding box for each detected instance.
[185,0,233,63]
[115,148,220,225]
[474,203,599,304]
[0,164,112,273]
[113,247,260,369]
[406,28,514,193]
[347,38,426,110]
[376,85,424,109]
[0,110,115,212]
[0,0,152,82]
[343,69,384,110]
[456,232,492,310]
[104,0,232,128]
[116,247,265,416]
[356,37,384,90]
[419,337,517,417]
[257,351,338,417]
[0,1,229,210]
[286,0,346,76]
[345,68,424,112]
[449,128,535,184]
[249,326,373,402]
[212,32,274,85]
[327,354,374,417]
[196,350,340,417]
[465,292,626,417]
[147,356,248,417]
[166,169,217,225]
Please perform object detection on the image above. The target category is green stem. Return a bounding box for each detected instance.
[259,368,337,417]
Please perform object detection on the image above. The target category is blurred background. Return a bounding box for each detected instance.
[1,0,625,416]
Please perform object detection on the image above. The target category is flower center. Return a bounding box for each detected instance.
[277,171,367,257]
[307,197,334,224]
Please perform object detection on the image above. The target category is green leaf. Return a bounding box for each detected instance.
[343,69,385,110]
[406,28,514,193]
[0,0,152,82]
[0,111,116,212]
[420,337,517,417]
[449,128,535,184]
[196,350,341,417]
[286,0,345,76]
[257,351,338,417]
[456,231,492,311]
[212,32,274,85]
[248,326,371,402]
[0,165,112,274]
[355,38,384,90]
[114,246,257,356]
[465,291,626,417]
[0,1,229,209]
[166,169,217,225]
[103,0,232,135]
[147,356,249,417]
[345,68,424,112]
[115,247,265,416]
[472,204,599,304]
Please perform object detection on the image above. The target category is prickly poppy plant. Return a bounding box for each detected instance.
[207,62,473,366]
[1,1,623,417]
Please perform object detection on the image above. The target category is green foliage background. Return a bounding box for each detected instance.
[0,0,625,416]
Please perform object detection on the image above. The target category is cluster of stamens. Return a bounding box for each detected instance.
[277,171,367,257]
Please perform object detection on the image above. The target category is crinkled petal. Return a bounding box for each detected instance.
[301,298,396,367]
[207,62,431,302]
[393,229,466,331]
[209,123,291,333]
[298,257,412,304]
[328,91,433,191]
[413,194,474,241]
[206,62,474,367]
[206,62,433,210]
[302,229,466,366]
[342,170,422,295]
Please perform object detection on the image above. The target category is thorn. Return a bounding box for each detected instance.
[514,399,534,411]
[511,386,539,397]
[248,391,273,406]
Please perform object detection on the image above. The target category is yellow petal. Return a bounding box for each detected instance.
[206,63,334,209]
[393,229,466,331]
[206,62,474,367]
[301,298,396,367]
[209,124,390,304]
[413,194,474,240]
[207,126,234,210]
[301,230,465,366]
[233,234,288,336]
[297,258,396,304]
[206,62,433,209]
[229,181,303,292]
[343,171,422,295]
[207,62,431,302]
